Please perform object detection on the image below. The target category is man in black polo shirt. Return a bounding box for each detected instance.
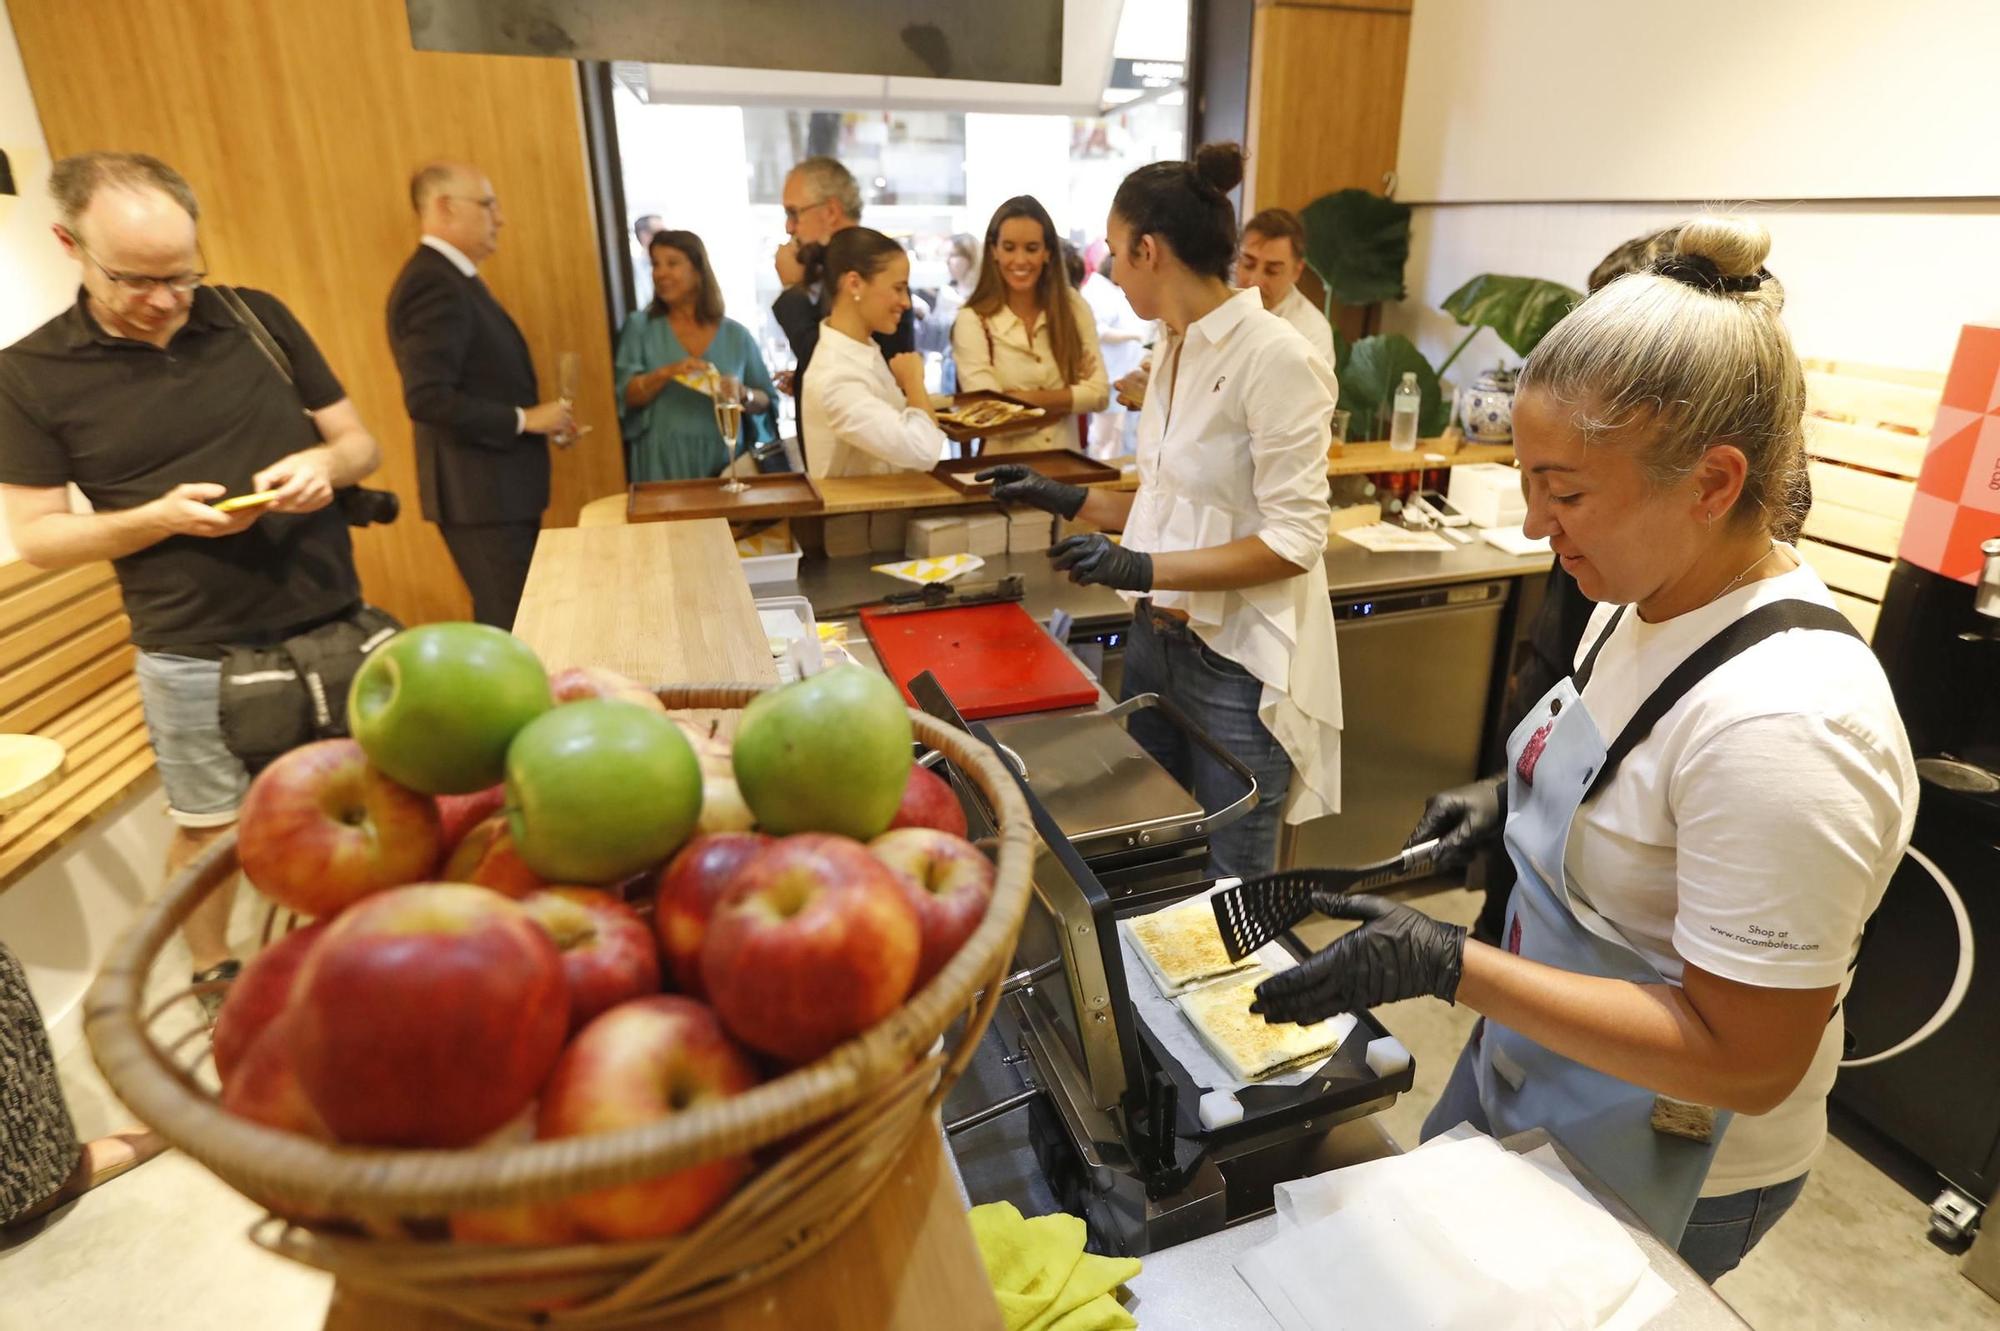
[0,153,381,1003]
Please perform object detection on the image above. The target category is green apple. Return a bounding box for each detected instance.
[731,666,913,840]
[348,624,553,795]
[506,700,702,884]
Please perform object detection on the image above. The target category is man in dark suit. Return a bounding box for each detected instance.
[387,162,572,628]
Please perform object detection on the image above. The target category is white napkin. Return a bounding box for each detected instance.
[1241,1131,1670,1331]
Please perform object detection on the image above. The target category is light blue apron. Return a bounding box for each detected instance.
[1471,598,1860,1244]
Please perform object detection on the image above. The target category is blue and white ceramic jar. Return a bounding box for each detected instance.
[1460,367,1517,443]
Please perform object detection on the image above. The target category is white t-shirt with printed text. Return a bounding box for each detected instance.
[1561,559,1917,1195]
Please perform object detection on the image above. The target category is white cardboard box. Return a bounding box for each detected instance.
[1447,463,1527,529]
[964,513,1009,558]
[906,515,969,558]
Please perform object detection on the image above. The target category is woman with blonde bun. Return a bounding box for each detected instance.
[1254,217,1917,1280]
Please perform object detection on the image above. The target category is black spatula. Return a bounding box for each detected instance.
[1210,839,1441,962]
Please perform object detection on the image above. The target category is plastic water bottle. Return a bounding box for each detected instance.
[1389,372,1420,452]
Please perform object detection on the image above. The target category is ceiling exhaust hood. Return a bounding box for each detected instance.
[405,0,1065,86]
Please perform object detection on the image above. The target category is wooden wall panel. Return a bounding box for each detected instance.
[6,0,626,626]
[1243,3,1411,342]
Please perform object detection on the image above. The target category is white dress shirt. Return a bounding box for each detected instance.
[951,289,1110,454]
[1272,285,1336,369]
[421,235,526,435]
[801,321,947,479]
[1123,287,1345,820]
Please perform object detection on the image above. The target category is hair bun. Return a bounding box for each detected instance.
[1673,216,1771,281]
[1192,141,1245,197]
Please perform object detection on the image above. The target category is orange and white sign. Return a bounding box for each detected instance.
[1898,324,2000,584]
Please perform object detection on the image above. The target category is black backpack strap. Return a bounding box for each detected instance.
[1582,600,1862,801]
[1572,604,1628,692]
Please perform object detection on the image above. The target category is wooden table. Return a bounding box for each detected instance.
[324,516,1004,1331]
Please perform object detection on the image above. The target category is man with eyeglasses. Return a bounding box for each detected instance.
[387,162,573,628]
[770,156,915,460]
[0,152,382,1007]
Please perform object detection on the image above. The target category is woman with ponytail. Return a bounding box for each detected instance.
[979,143,1344,879]
[1253,217,1916,1281]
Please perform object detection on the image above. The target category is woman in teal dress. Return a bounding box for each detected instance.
[616,230,779,481]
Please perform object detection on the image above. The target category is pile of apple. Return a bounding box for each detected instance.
[211,623,994,1243]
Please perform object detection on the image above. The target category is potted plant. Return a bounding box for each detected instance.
[1300,188,1581,441]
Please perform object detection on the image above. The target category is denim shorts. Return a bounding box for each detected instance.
[133,650,248,828]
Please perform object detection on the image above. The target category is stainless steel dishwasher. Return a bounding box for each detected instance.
[1287,580,1511,867]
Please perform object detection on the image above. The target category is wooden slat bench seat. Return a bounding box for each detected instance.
[0,558,153,889]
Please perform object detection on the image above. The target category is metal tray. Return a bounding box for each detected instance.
[626,472,824,524]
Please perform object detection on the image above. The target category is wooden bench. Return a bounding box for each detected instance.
[1798,358,1944,640]
[0,558,153,888]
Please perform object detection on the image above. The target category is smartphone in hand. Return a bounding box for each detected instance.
[212,489,283,514]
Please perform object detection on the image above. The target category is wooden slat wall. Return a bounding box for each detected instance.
[7,0,627,627]
[1795,359,1944,641]
[0,559,152,887]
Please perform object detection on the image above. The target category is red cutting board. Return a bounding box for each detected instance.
[859,601,1099,719]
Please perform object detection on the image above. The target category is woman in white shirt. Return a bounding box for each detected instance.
[979,144,1342,880]
[1253,217,1917,1282]
[801,228,948,480]
[951,196,1109,455]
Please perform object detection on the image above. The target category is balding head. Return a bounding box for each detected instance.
[410,160,503,262]
[48,153,204,345]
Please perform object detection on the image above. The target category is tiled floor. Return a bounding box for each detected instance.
[4,886,1997,1328]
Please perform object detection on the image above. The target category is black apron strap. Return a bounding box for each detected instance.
[1572,604,1629,692]
[1582,600,1862,801]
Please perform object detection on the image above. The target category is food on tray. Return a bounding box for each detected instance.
[1178,968,1350,1081]
[937,398,1046,431]
[1129,897,1259,993]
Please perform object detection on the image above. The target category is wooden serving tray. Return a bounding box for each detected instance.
[934,390,1052,446]
[627,472,824,523]
[931,448,1123,495]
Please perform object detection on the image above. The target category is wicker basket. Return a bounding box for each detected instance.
[85,686,1034,1328]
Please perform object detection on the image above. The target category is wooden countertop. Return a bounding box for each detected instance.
[324,517,1003,1331]
[804,440,1514,518]
[511,520,778,686]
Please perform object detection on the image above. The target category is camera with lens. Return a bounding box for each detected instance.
[335,486,400,527]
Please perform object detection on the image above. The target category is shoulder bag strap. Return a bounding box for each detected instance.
[213,285,296,387]
[1583,599,1862,800]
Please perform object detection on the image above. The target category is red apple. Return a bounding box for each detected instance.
[237,739,443,918]
[436,783,507,852]
[441,814,546,898]
[653,833,771,997]
[537,995,760,1240]
[868,827,995,989]
[887,764,968,838]
[289,884,569,1147]
[520,888,662,1033]
[450,1200,585,1245]
[220,1015,332,1140]
[549,665,667,715]
[212,922,328,1087]
[701,834,919,1065]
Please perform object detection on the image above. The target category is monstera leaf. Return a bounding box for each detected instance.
[1301,189,1412,310]
[1440,274,1582,360]
[1339,334,1452,442]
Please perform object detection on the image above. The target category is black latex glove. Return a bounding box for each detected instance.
[1405,774,1507,870]
[973,464,1087,520]
[1251,894,1469,1024]
[1049,533,1153,592]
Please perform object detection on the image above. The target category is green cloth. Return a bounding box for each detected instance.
[613,311,778,482]
[968,1201,1141,1331]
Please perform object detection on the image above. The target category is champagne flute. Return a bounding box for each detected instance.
[554,351,592,449]
[714,373,747,495]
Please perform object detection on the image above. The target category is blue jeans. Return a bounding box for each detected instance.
[1421,1030,1808,1283]
[134,650,248,828]
[1121,609,1291,880]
